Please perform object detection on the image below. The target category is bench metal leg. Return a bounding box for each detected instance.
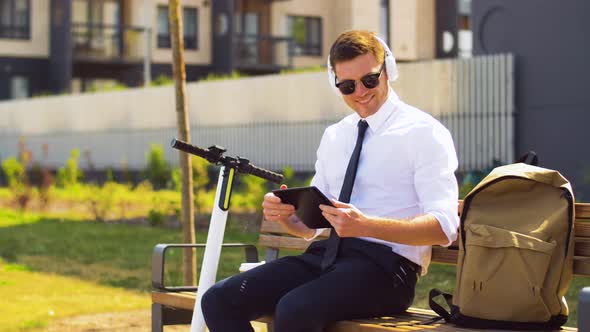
[152,303,164,332]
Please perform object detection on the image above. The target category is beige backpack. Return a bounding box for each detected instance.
[430,161,575,330]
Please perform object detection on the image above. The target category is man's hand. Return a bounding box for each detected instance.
[262,185,296,224]
[320,200,368,237]
[261,184,316,239]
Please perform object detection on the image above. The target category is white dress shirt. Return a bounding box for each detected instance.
[309,89,459,274]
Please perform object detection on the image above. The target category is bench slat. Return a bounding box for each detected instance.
[151,292,577,331]
[258,234,312,251]
[574,238,590,257]
[152,291,196,310]
[260,220,330,237]
[577,203,590,219]
[575,221,590,238]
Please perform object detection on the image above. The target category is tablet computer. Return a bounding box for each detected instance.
[272,186,334,229]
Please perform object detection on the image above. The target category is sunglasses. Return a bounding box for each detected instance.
[335,64,384,95]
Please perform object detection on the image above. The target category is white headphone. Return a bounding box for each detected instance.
[327,35,398,96]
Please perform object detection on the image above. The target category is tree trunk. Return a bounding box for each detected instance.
[168,0,196,286]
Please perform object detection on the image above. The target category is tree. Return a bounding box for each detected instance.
[168,0,196,286]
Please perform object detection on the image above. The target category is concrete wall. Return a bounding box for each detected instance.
[393,59,457,117]
[0,58,459,172]
[0,60,456,135]
[391,0,435,60]
[0,0,50,58]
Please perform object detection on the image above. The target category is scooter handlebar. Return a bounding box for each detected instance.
[240,162,284,184]
[170,139,221,163]
[171,138,284,183]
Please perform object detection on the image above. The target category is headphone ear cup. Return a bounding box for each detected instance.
[374,35,398,83]
[384,54,398,82]
[327,56,342,96]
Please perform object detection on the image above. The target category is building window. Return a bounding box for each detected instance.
[157,6,198,50]
[11,76,29,99]
[287,16,322,56]
[0,0,30,39]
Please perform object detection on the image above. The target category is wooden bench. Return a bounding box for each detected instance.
[151,202,590,332]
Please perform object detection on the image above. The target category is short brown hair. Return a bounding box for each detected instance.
[329,30,385,68]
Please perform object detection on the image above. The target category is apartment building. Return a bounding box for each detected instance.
[0,0,470,101]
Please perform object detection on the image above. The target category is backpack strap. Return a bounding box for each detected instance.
[429,288,454,322]
[516,151,538,166]
[379,316,444,328]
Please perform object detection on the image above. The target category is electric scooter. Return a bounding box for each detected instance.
[170,138,283,332]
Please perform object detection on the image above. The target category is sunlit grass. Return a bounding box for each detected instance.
[0,208,259,330]
[0,259,149,332]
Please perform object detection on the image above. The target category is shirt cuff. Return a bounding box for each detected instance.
[427,210,458,247]
[303,228,325,241]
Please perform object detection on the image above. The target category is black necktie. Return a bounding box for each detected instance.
[321,119,369,269]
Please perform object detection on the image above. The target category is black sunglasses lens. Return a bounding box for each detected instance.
[336,67,382,95]
[361,74,380,89]
[337,81,356,95]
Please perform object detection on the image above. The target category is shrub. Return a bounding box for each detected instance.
[201,71,245,82]
[2,157,27,190]
[56,149,83,188]
[459,180,476,199]
[147,195,180,227]
[172,155,210,190]
[280,166,310,188]
[30,162,54,210]
[233,174,267,212]
[86,81,128,92]
[87,181,129,222]
[1,153,33,210]
[150,75,174,86]
[143,144,172,189]
[147,208,166,227]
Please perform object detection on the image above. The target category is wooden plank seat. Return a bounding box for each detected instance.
[151,202,590,332]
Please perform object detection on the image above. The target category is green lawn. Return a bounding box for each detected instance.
[0,260,149,331]
[0,207,587,330]
[0,208,257,331]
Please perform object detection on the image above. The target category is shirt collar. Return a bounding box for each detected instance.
[353,88,399,132]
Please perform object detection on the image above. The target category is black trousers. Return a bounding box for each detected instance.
[201,238,420,332]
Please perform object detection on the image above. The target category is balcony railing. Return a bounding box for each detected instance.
[234,34,294,72]
[0,24,30,39]
[72,23,148,62]
[156,34,197,50]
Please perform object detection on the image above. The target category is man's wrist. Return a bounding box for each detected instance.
[358,216,385,238]
[304,228,317,239]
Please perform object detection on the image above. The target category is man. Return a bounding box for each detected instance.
[201,30,459,332]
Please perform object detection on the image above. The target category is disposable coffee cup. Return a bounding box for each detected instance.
[239,261,266,272]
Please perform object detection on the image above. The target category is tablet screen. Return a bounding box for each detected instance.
[272,186,334,229]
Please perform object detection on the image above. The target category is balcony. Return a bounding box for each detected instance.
[234,34,294,73]
[72,23,148,63]
[0,24,30,39]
